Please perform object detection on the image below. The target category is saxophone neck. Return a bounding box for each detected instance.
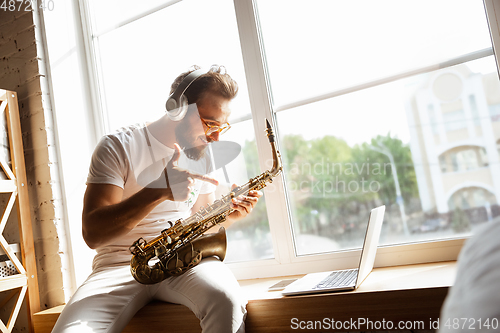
[265,119,283,177]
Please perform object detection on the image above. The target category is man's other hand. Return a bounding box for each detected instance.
[150,143,219,201]
[227,184,263,222]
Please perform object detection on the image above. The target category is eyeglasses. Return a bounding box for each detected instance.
[200,118,231,136]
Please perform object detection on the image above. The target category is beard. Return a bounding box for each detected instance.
[175,118,212,160]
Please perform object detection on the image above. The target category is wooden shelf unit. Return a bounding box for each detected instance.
[0,90,40,333]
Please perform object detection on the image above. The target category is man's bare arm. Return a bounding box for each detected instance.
[82,184,167,249]
[82,143,218,249]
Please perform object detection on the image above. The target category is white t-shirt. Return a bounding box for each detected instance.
[87,123,217,270]
[439,219,500,332]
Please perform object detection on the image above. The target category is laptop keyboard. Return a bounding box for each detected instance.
[314,269,358,289]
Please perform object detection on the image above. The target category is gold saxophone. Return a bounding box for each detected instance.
[129,119,283,284]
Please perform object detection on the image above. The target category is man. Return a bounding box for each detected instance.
[439,218,500,333]
[52,65,262,333]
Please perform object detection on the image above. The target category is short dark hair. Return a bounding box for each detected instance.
[170,65,238,105]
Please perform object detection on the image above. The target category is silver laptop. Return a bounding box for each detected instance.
[282,205,385,296]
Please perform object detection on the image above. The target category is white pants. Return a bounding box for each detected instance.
[51,257,247,333]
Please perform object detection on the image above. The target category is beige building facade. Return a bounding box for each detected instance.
[406,65,500,218]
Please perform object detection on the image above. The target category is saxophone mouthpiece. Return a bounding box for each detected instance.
[265,118,275,143]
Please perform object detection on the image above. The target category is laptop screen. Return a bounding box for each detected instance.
[355,205,385,288]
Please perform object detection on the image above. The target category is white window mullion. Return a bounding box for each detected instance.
[76,0,108,138]
[274,48,493,114]
[484,0,500,77]
[233,0,295,267]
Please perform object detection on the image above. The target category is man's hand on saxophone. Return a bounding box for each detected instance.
[227,184,263,222]
[193,183,263,235]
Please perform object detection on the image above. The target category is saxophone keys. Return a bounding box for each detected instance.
[155,244,167,257]
[129,238,146,254]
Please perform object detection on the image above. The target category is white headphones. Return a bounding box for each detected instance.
[165,68,208,121]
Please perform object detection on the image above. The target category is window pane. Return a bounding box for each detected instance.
[94,0,272,262]
[278,56,500,256]
[96,0,251,131]
[88,0,175,35]
[256,0,492,106]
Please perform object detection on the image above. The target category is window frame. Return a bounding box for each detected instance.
[230,0,497,279]
[77,0,500,280]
